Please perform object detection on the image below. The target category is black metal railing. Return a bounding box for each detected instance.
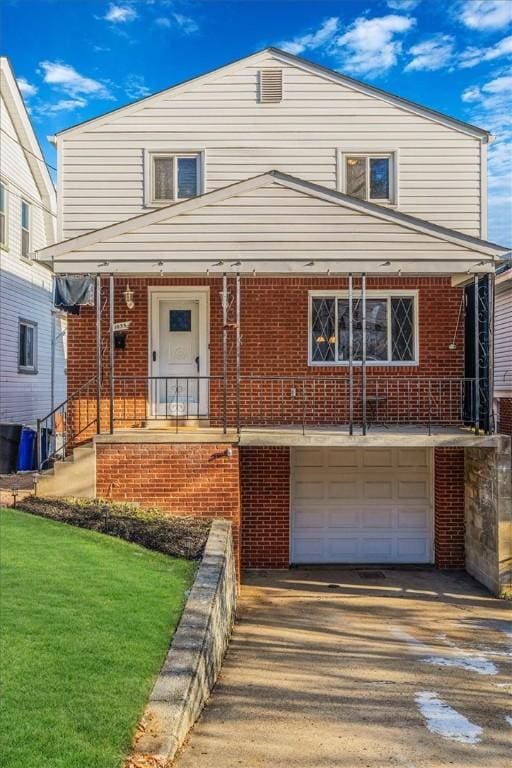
[36,376,98,470]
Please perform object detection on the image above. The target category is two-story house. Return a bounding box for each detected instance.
[0,57,66,434]
[35,49,511,596]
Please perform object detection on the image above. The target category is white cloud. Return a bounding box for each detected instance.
[155,12,199,34]
[172,13,199,34]
[405,34,455,71]
[279,17,339,56]
[461,72,512,245]
[459,0,512,31]
[103,4,137,23]
[459,35,512,67]
[44,98,87,113]
[17,77,38,97]
[335,14,416,76]
[387,0,421,9]
[124,74,151,99]
[39,61,112,99]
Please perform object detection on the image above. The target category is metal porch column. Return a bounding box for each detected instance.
[96,274,102,434]
[109,274,114,434]
[474,274,480,435]
[487,272,495,432]
[222,273,228,434]
[348,273,354,435]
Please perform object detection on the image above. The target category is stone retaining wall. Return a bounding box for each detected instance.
[128,518,237,766]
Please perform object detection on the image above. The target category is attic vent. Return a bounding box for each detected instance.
[259,69,283,103]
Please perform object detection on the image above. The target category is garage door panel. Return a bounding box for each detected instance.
[397,448,429,467]
[327,508,361,527]
[328,480,359,499]
[327,537,360,559]
[291,448,433,564]
[362,507,394,528]
[362,449,393,467]
[397,508,430,529]
[327,449,359,467]
[397,479,429,499]
[363,480,394,499]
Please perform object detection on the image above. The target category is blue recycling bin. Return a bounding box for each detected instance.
[17,427,36,471]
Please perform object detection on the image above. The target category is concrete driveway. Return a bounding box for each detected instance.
[175,569,512,768]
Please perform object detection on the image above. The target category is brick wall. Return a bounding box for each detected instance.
[240,446,290,569]
[497,397,512,436]
[68,276,465,435]
[434,447,465,568]
[95,443,241,567]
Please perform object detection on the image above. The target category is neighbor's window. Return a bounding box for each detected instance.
[18,319,37,373]
[310,293,416,365]
[345,155,393,203]
[0,183,6,248]
[21,200,30,257]
[148,152,201,204]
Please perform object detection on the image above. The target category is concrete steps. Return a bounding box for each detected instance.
[36,442,96,498]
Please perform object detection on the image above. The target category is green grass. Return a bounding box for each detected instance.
[0,508,196,768]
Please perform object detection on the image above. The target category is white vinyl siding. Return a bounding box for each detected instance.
[51,179,489,274]
[0,78,65,424]
[59,53,482,239]
[495,280,512,395]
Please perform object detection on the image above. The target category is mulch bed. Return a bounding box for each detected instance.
[16,497,211,560]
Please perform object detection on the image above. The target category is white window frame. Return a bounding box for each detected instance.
[144,150,204,207]
[337,150,398,206]
[308,289,418,367]
[0,181,7,250]
[18,318,38,374]
[21,199,30,258]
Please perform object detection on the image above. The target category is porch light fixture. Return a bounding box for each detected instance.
[380,260,391,267]
[123,283,135,310]
[305,261,315,267]
[97,261,109,267]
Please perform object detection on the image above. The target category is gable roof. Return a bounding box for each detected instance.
[37,171,508,266]
[52,47,490,142]
[0,57,56,213]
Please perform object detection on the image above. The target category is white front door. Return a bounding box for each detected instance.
[291,447,433,564]
[150,291,208,417]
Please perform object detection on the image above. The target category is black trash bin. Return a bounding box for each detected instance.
[0,424,23,473]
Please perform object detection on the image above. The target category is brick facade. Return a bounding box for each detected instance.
[67,276,465,437]
[497,397,512,436]
[95,443,241,568]
[240,446,290,569]
[433,447,465,568]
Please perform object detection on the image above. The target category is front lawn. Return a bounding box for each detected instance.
[0,507,196,768]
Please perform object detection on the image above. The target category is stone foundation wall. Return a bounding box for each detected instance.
[465,438,512,597]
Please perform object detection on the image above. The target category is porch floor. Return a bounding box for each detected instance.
[94,424,502,448]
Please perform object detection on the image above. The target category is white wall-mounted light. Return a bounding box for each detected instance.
[123,283,135,309]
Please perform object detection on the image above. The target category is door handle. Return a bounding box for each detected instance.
[195,355,200,372]
[152,351,157,362]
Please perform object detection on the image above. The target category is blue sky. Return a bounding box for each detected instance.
[2,0,511,244]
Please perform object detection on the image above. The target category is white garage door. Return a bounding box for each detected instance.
[291,448,433,564]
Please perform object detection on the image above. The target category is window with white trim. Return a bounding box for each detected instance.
[343,153,395,203]
[0,183,6,249]
[146,152,201,205]
[21,200,30,257]
[310,292,417,365]
[18,319,37,373]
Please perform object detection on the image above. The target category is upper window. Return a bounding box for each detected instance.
[0,183,6,249]
[21,200,30,257]
[146,152,201,205]
[310,292,417,365]
[341,153,396,204]
[18,319,37,373]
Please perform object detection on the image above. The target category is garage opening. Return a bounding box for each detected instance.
[291,447,433,564]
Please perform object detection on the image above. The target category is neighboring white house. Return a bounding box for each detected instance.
[0,56,66,425]
[494,262,512,434]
